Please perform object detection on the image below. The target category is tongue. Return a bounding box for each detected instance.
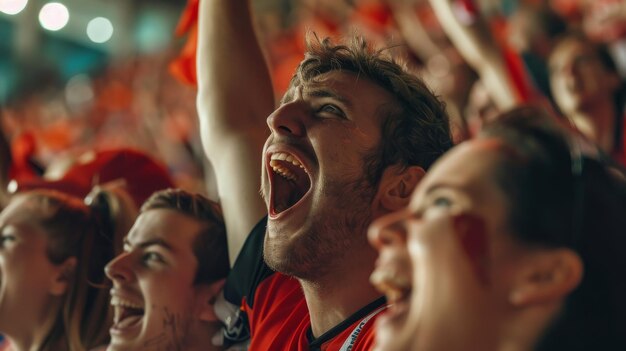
[117,314,143,329]
[274,179,305,213]
[273,161,310,214]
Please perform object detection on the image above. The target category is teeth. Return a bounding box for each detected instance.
[270,160,297,181]
[269,152,307,180]
[385,289,405,303]
[114,306,120,325]
[270,152,305,168]
[370,269,411,303]
[110,295,143,310]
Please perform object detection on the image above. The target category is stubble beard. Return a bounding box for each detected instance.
[263,174,375,282]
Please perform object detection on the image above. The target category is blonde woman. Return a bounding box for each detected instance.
[0,190,117,351]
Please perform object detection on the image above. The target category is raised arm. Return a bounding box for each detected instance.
[428,0,518,110]
[196,0,274,265]
[388,0,442,64]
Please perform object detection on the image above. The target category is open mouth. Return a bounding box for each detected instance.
[111,295,145,331]
[268,151,312,216]
[370,267,412,310]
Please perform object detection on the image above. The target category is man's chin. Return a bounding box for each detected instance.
[263,246,297,275]
[264,245,304,277]
[263,243,331,281]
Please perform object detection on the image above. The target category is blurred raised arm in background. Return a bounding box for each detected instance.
[427,0,520,110]
[196,0,272,265]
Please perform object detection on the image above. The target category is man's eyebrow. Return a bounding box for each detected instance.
[123,237,174,251]
[279,87,353,108]
[306,88,352,108]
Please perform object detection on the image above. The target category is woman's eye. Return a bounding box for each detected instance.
[432,196,452,208]
[0,235,16,246]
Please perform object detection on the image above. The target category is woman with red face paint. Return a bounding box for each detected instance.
[369,106,626,351]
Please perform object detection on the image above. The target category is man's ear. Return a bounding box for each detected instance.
[374,165,425,213]
[197,279,226,322]
[49,257,77,296]
[509,249,583,307]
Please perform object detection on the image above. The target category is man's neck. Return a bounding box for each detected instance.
[299,245,381,338]
[184,322,223,351]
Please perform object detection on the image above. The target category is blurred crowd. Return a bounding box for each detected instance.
[2,0,626,193]
[4,0,626,194]
[1,49,206,201]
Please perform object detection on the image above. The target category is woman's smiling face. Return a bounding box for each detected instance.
[369,139,531,351]
[0,195,67,334]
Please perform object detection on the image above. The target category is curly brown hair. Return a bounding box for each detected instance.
[290,34,453,185]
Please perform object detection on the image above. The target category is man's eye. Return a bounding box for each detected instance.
[317,104,346,118]
[142,252,165,265]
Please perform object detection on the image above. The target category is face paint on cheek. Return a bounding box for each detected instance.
[453,214,490,286]
[142,306,191,349]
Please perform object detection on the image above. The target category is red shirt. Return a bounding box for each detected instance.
[245,273,385,351]
[222,217,386,351]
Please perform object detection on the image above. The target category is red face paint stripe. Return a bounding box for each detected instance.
[454,214,490,286]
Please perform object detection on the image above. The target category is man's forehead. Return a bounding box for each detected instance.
[125,220,166,246]
[125,209,196,247]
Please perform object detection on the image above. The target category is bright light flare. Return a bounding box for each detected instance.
[0,0,28,15]
[86,17,114,43]
[38,2,69,31]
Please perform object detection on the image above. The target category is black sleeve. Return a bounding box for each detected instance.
[223,215,274,308]
[220,216,273,347]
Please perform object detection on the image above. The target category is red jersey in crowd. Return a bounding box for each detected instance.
[221,217,386,351]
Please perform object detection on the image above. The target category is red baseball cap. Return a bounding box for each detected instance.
[11,148,176,207]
